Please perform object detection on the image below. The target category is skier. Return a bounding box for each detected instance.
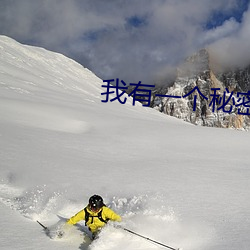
[66,194,121,239]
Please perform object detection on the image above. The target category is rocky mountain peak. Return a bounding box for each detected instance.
[177,48,210,78]
[152,49,250,130]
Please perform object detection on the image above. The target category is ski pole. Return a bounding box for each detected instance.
[122,227,180,250]
[37,220,48,231]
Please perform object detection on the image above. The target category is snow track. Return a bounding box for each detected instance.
[0,179,64,221]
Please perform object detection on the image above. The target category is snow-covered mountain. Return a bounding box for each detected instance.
[153,49,250,130]
[0,36,250,250]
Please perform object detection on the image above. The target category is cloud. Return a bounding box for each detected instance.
[209,3,250,69]
[200,18,240,45]
[0,0,249,85]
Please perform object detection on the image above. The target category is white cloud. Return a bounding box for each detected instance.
[201,18,240,45]
[0,0,249,84]
[209,5,250,69]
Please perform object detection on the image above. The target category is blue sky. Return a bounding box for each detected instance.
[206,0,249,28]
[0,0,249,85]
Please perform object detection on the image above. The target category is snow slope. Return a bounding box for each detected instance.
[0,35,250,250]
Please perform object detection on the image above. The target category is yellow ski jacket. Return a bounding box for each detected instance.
[67,206,121,233]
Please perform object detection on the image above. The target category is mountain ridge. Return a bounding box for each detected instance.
[152,48,250,130]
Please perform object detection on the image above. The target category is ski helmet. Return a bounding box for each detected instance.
[89,195,104,210]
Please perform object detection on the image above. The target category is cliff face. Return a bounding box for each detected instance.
[153,49,250,130]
